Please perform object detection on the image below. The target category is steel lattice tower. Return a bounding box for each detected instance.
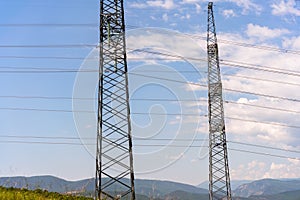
[96,0,135,199]
[207,2,232,200]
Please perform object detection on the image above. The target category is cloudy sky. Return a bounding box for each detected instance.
[0,0,299,186]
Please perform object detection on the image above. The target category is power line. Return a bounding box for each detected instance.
[178,33,300,55]
[1,48,300,80]
[0,70,98,73]
[139,48,300,77]
[1,94,300,115]
[225,100,300,115]
[0,44,96,48]
[128,48,300,78]
[224,74,300,87]
[229,141,300,154]
[225,88,300,103]
[125,26,300,56]
[0,139,299,161]
[222,59,300,75]
[0,95,93,100]
[0,23,98,27]
[226,116,300,129]
[2,67,299,111]
[0,107,94,113]
[229,148,300,161]
[1,64,300,91]
[0,140,87,146]
[221,60,300,78]
[0,22,299,55]
[1,135,299,154]
[0,135,94,140]
[0,55,88,60]
[129,72,300,103]
[1,106,300,130]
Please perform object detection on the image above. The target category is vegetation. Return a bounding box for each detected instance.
[0,186,93,200]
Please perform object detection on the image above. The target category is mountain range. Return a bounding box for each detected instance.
[1,176,300,199]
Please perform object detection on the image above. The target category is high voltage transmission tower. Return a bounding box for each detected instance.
[96,0,135,199]
[207,2,232,200]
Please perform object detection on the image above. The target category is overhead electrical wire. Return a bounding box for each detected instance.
[1,6,300,177]
[1,106,300,130]
[128,72,300,103]
[0,107,94,113]
[0,55,88,60]
[0,23,98,27]
[0,95,93,100]
[0,139,299,161]
[1,135,299,154]
[221,60,300,78]
[224,100,300,115]
[223,74,300,87]
[2,95,300,115]
[128,49,300,77]
[0,23,299,56]
[0,64,300,92]
[221,59,300,75]
[0,48,299,79]
[125,25,300,56]
[229,141,300,154]
[228,148,300,161]
[0,23,299,160]
[0,44,96,48]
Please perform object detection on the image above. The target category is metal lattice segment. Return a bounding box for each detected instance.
[96,0,135,199]
[207,2,232,200]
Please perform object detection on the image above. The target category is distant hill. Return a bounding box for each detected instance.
[135,179,207,198]
[2,176,300,199]
[248,190,300,200]
[0,176,94,193]
[198,180,252,190]
[164,190,209,200]
[233,178,300,197]
[0,175,208,198]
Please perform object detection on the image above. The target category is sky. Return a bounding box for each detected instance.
[0,0,300,186]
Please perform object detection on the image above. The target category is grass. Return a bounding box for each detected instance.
[0,186,93,200]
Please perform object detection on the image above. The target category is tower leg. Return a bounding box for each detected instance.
[96,0,135,199]
[207,2,232,200]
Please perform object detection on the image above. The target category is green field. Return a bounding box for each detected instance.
[0,186,93,200]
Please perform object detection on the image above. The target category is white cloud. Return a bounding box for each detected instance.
[184,82,204,92]
[229,0,262,14]
[129,0,176,10]
[271,0,300,16]
[180,13,191,20]
[147,0,176,10]
[222,9,237,18]
[282,36,300,50]
[192,0,262,14]
[231,160,267,180]
[195,3,202,14]
[131,0,261,14]
[232,159,300,180]
[179,30,300,150]
[126,29,206,66]
[150,16,157,20]
[162,13,169,22]
[129,2,148,9]
[263,159,300,179]
[246,23,290,41]
[180,0,200,4]
[179,0,202,14]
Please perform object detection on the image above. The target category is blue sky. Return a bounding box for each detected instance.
[0,0,300,186]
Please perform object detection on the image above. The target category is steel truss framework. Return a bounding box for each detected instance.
[207,2,232,200]
[96,0,135,199]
